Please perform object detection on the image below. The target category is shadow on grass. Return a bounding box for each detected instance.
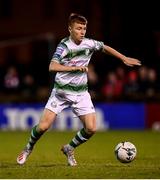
[0,162,67,169]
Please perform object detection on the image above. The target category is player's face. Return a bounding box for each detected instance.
[69,22,87,44]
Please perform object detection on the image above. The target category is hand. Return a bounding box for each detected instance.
[122,57,141,67]
[72,66,88,72]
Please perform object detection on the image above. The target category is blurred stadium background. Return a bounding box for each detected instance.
[0,0,160,131]
[0,1,160,178]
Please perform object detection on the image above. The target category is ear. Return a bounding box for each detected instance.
[68,26,72,33]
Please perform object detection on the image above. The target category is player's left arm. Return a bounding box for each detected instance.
[102,45,141,67]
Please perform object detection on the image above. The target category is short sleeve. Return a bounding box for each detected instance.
[51,43,68,63]
[93,40,104,51]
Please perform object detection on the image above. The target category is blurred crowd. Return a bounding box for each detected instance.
[88,64,160,102]
[0,39,160,103]
[1,63,159,103]
[0,38,51,103]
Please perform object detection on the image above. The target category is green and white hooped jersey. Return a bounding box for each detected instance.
[51,36,104,94]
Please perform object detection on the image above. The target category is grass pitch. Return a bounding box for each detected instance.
[0,130,160,179]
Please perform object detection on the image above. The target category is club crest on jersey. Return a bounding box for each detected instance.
[85,49,90,56]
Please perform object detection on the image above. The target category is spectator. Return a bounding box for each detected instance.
[115,66,126,97]
[146,68,158,98]
[137,66,149,94]
[116,66,126,83]
[3,66,20,93]
[124,70,139,100]
[21,73,37,99]
[102,71,123,100]
[88,64,99,100]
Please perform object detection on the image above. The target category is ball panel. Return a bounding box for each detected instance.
[114,141,137,163]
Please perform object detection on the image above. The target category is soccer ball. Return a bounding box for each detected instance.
[114,141,137,163]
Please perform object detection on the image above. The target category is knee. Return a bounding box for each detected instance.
[85,126,96,135]
[38,110,56,132]
[38,122,51,132]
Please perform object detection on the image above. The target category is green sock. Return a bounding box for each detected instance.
[26,125,44,150]
[69,128,93,148]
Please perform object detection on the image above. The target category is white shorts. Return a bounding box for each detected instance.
[45,89,95,117]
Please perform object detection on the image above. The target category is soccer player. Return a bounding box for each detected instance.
[17,13,141,166]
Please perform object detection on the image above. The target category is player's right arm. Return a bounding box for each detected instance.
[49,61,88,72]
[49,42,88,72]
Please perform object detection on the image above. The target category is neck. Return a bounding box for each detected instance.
[70,36,82,45]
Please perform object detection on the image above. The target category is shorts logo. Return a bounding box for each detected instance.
[51,101,57,108]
